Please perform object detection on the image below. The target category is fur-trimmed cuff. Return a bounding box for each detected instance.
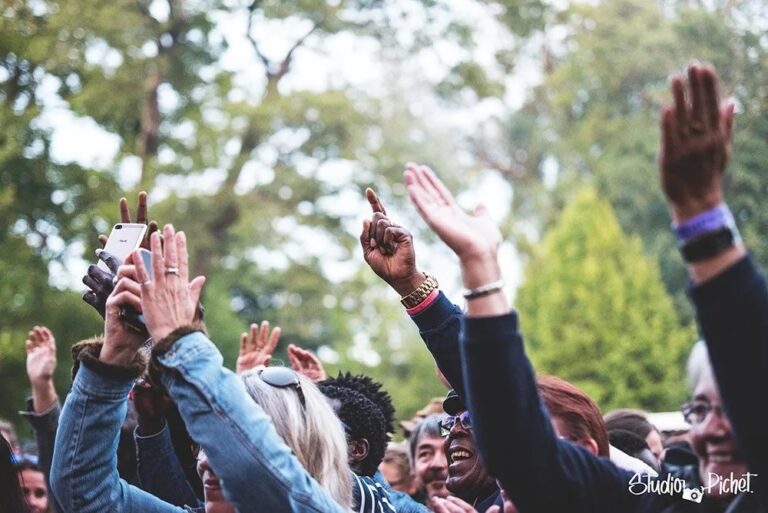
[71,337,148,381]
[151,322,208,357]
[148,323,207,388]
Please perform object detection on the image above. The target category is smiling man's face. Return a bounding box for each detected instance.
[413,435,449,499]
[443,410,496,502]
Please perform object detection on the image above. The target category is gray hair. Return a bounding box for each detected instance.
[687,340,714,392]
[241,367,352,509]
[407,413,445,465]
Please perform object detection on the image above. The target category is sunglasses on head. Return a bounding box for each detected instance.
[440,411,472,436]
[258,366,306,407]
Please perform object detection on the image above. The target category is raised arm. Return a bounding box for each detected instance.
[50,263,183,513]
[404,164,649,513]
[360,186,465,391]
[133,383,201,508]
[659,64,767,496]
[20,326,63,513]
[132,225,348,513]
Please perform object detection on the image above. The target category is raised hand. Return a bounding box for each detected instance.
[360,188,425,296]
[404,163,501,265]
[99,191,159,250]
[101,263,149,366]
[25,326,58,412]
[82,250,121,318]
[287,344,326,383]
[132,225,206,343]
[660,64,735,222]
[26,326,57,386]
[236,321,282,374]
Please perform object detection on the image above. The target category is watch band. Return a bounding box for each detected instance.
[400,273,439,309]
[680,226,736,263]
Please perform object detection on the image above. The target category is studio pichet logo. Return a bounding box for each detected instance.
[628,472,757,502]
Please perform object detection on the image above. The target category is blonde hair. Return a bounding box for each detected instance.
[241,367,352,509]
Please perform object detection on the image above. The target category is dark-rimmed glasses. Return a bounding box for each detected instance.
[258,367,305,407]
[681,400,726,425]
[439,411,472,436]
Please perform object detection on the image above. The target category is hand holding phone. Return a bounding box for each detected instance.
[120,249,153,335]
[98,223,147,271]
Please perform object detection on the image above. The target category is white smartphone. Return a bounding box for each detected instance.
[98,223,147,271]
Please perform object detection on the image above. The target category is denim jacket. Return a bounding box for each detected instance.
[135,422,201,508]
[51,331,349,513]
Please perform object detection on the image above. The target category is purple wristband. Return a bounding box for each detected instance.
[673,204,733,243]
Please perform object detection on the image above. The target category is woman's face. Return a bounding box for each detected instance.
[19,469,48,513]
[196,450,235,513]
[689,372,748,498]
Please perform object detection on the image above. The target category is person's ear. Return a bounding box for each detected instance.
[349,438,370,463]
[578,437,599,456]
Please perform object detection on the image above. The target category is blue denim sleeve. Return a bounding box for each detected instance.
[409,291,466,394]
[50,363,184,513]
[690,256,768,499]
[156,331,348,513]
[135,423,201,508]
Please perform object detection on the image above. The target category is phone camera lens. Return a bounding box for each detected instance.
[116,224,123,229]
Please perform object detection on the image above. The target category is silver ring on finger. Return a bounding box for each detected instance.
[165,267,180,275]
[142,280,152,286]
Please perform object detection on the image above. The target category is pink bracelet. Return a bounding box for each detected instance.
[406,288,439,316]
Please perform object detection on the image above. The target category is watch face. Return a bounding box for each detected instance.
[681,227,736,263]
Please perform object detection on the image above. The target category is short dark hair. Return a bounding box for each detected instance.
[14,458,41,473]
[604,409,656,440]
[318,383,387,476]
[608,429,650,456]
[324,373,396,435]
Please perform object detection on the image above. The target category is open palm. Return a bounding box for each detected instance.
[404,163,501,261]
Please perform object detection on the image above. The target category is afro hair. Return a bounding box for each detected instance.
[322,372,395,435]
[318,383,388,476]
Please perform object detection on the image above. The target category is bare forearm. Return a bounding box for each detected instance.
[460,254,509,317]
[31,380,58,414]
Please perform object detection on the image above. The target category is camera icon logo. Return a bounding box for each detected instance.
[682,487,703,503]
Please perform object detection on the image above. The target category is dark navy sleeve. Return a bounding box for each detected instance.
[460,313,662,513]
[410,291,466,395]
[689,256,768,499]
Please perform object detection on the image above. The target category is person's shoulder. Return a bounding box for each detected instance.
[353,474,397,513]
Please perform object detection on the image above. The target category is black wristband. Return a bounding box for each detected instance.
[680,227,735,263]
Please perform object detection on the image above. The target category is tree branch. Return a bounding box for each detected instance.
[245,0,319,86]
[474,146,531,181]
[246,0,272,71]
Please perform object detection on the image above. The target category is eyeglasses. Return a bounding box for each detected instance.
[440,411,472,436]
[681,400,726,425]
[258,367,305,407]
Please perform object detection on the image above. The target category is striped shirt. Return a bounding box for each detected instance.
[352,474,397,513]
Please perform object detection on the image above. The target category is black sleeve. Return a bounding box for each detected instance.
[690,256,768,499]
[460,313,659,513]
[410,291,466,395]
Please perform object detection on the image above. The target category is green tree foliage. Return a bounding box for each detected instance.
[482,0,768,319]
[0,0,462,429]
[517,187,695,411]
